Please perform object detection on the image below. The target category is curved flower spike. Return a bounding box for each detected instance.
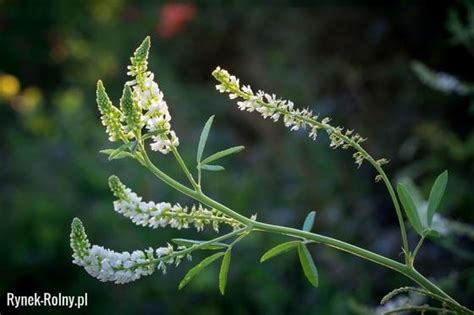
[70,218,176,284]
[108,176,241,231]
[212,67,375,168]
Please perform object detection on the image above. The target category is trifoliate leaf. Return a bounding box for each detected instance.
[201,146,245,165]
[197,115,215,163]
[302,211,316,232]
[427,170,448,227]
[298,244,319,287]
[179,252,225,290]
[219,250,232,295]
[260,240,301,263]
[397,183,424,235]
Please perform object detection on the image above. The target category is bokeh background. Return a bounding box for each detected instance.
[1,1,473,314]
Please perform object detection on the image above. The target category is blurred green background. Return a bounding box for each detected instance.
[1,1,473,314]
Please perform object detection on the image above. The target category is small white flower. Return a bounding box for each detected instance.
[108,176,241,231]
[211,66,376,168]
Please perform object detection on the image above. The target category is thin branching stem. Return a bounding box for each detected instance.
[134,227,248,269]
[227,86,410,259]
[136,146,468,312]
[171,146,200,191]
[411,236,425,267]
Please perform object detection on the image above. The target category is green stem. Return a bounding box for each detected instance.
[134,227,248,269]
[229,87,410,259]
[171,146,200,191]
[139,149,468,312]
[411,236,425,267]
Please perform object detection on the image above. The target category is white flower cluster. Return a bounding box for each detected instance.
[109,175,240,231]
[126,37,179,154]
[76,245,165,284]
[212,67,369,167]
[96,37,179,154]
[70,218,177,284]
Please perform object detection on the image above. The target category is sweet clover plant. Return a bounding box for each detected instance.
[70,37,473,314]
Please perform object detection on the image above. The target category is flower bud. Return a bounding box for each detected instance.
[70,218,91,261]
[108,175,129,200]
[120,84,142,132]
[96,80,126,142]
[133,36,150,65]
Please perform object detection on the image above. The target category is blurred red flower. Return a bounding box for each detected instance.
[157,3,197,38]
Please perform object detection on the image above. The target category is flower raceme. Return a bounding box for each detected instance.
[70,218,179,284]
[73,37,247,287]
[76,37,382,287]
[127,36,179,154]
[96,36,179,154]
[69,37,472,315]
[109,175,241,231]
[212,67,372,168]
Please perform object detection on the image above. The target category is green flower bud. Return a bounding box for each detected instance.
[96,80,112,113]
[70,218,91,261]
[133,36,150,65]
[108,175,129,200]
[120,84,142,132]
[96,80,126,142]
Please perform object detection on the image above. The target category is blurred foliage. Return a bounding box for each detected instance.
[0,1,473,314]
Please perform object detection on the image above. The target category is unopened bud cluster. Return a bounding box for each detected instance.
[109,175,241,231]
[96,81,127,142]
[212,67,371,167]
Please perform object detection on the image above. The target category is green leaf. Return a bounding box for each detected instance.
[260,240,301,263]
[201,146,245,165]
[397,183,424,235]
[197,115,215,163]
[179,252,225,290]
[171,238,228,250]
[302,211,316,232]
[423,229,441,239]
[100,143,134,160]
[219,250,232,295]
[130,140,138,153]
[199,164,225,172]
[142,128,168,140]
[100,149,115,155]
[298,244,319,287]
[427,170,448,227]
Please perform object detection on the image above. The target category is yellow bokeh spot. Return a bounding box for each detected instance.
[14,86,43,113]
[0,74,21,99]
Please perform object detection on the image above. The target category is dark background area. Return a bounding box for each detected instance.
[0,1,473,314]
